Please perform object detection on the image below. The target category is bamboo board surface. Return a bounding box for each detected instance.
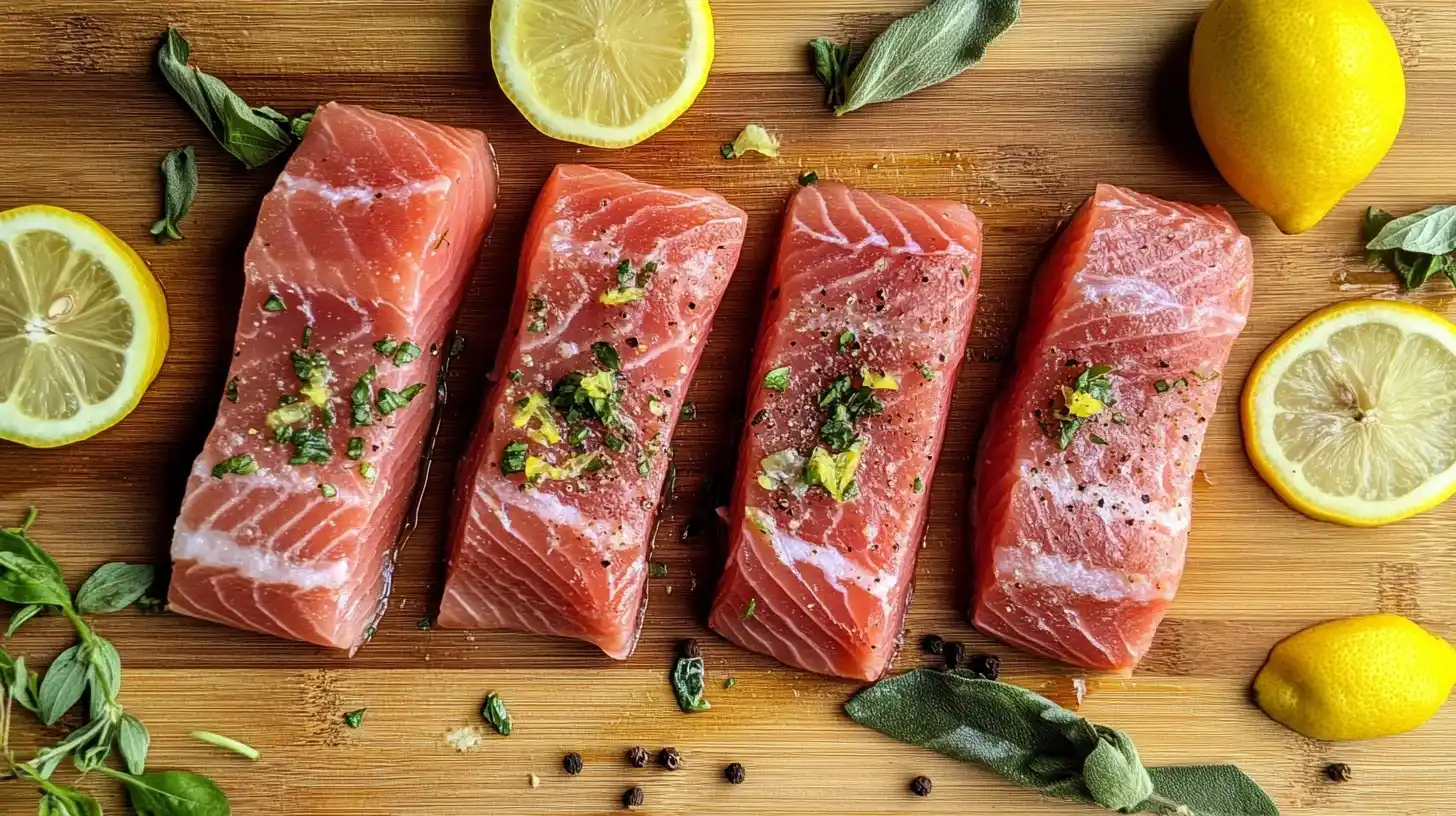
[1,1,1455,814]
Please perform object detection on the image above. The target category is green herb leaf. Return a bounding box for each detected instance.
[837,329,859,354]
[1366,204,1456,255]
[808,38,854,109]
[912,476,924,493]
[0,549,71,608]
[156,27,303,169]
[592,340,621,372]
[76,563,156,614]
[482,692,512,736]
[679,401,697,421]
[290,111,314,140]
[501,441,529,475]
[834,0,1020,116]
[846,670,1277,816]
[262,294,285,312]
[377,384,425,415]
[799,170,820,186]
[763,366,791,392]
[37,788,103,816]
[191,730,260,761]
[319,483,337,499]
[151,147,197,242]
[343,708,366,729]
[119,713,152,774]
[38,644,88,725]
[670,655,711,713]
[223,377,239,403]
[6,602,43,637]
[393,341,422,367]
[100,767,232,816]
[744,598,758,620]
[374,337,400,356]
[648,561,669,579]
[210,454,258,480]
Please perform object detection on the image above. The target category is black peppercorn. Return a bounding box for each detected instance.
[622,786,644,808]
[658,747,681,771]
[921,634,945,655]
[724,762,746,784]
[626,746,649,768]
[1324,763,1352,783]
[681,638,702,659]
[910,775,933,797]
[943,641,965,670]
[969,653,1001,681]
[563,752,583,775]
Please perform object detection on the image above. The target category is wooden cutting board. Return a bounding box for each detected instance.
[2,1,1453,813]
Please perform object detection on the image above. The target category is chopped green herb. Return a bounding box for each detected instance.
[377,384,425,415]
[262,294,285,312]
[616,259,635,287]
[1154,379,1171,394]
[1089,434,1109,446]
[837,329,859,354]
[291,349,330,387]
[359,461,378,481]
[592,340,621,372]
[287,427,332,465]
[1052,364,1114,450]
[1112,413,1127,425]
[672,651,712,713]
[416,617,433,630]
[763,366,791,392]
[347,436,366,460]
[679,401,697,421]
[915,362,936,381]
[799,170,819,186]
[526,295,548,333]
[373,337,400,356]
[603,432,626,453]
[601,259,655,304]
[508,369,523,383]
[649,562,669,579]
[343,709,365,729]
[913,476,924,493]
[550,369,622,427]
[482,692,512,736]
[637,453,652,477]
[1173,378,1189,389]
[724,678,737,690]
[351,366,377,426]
[278,393,301,407]
[567,425,590,449]
[393,341,422,367]
[501,441,529,475]
[224,377,239,403]
[319,483,337,498]
[744,598,758,620]
[211,454,258,479]
[527,316,546,333]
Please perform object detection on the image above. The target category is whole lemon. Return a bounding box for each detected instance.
[1189,0,1405,234]
[1254,614,1456,741]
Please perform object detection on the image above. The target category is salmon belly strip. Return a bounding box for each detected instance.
[169,103,498,651]
[972,184,1253,671]
[439,165,747,659]
[710,182,984,681]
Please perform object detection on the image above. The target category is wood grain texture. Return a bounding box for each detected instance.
[1,1,1454,814]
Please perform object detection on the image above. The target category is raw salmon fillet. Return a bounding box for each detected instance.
[169,103,497,650]
[971,184,1252,671]
[438,165,747,658]
[709,181,983,681]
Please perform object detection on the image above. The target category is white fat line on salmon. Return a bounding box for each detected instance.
[481,483,623,554]
[1020,464,1191,535]
[747,507,897,607]
[279,173,453,208]
[994,542,1179,605]
[172,529,352,590]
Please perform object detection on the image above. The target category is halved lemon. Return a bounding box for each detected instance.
[491,0,714,148]
[0,205,168,448]
[1243,298,1456,526]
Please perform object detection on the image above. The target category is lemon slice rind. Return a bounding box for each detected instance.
[1243,298,1456,526]
[0,205,168,448]
[491,0,715,148]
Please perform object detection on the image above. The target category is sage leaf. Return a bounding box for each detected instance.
[1366,204,1456,255]
[1135,766,1280,816]
[482,692,512,736]
[808,38,854,109]
[102,768,232,816]
[670,654,711,713]
[845,669,1278,815]
[76,563,156,614]
[37,789,103,816]
[38,643,88,725]
[151,147,197,242]
[6,602,43,637]
[120,713,152,774]
[834,0,1020,116]
[156,27,303,169]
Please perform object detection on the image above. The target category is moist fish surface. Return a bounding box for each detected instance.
[169,102,497,651]
[438,164,747,659]
[972,184,1253,671]
[709,181,983,681]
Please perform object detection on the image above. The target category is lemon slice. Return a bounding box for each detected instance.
[491,0,714,148]
[1243,299,1456,526]
[0,205,168,448]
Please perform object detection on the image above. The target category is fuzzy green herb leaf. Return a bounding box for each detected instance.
[1365,205,1456,289]
[75,563,156,615]
[670,654,711,713]
[845,670,1277,816]
[37,644,88,725]
[119,713,152,774]
[151,147,197,242]
[6,602,43,637]
[808,38,854,109]
[482,692,512,736]
[591,340,621,372]
[831,0,1020,116]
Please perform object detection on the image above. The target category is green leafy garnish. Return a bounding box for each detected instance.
[763,366,792,392]
[550,370,622,427]
[346,437,365,461]
[156,27,311,168]
[262,294,285,312]
[591,341,621,372]
[481,693,512,736]
[649,562,669,579]
[374,337,400,356]
[600,260,655,304]
[799,170,820,186]
[395,342,422,366]
[210,454,257,479]
[508,370,523,383]
[359,462,378,482]
[671,653,711,713]
[376,384,424,415]
[813,0,1020,117]
[1365,205,1456,289]
[351,366,377,426]
[679,401,697,421]
[150,147,197,243]
[343,709,365,729]
[837,330,859,354]
[846,669,1278,816]
[224,377,239,403]
[500,441,529,475]
[1052,364,1113,450]
[75,564,155,615]
[913,476,924,493]
[743,598,758,620]
[915,362,937,381]
[803,443,863,502]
